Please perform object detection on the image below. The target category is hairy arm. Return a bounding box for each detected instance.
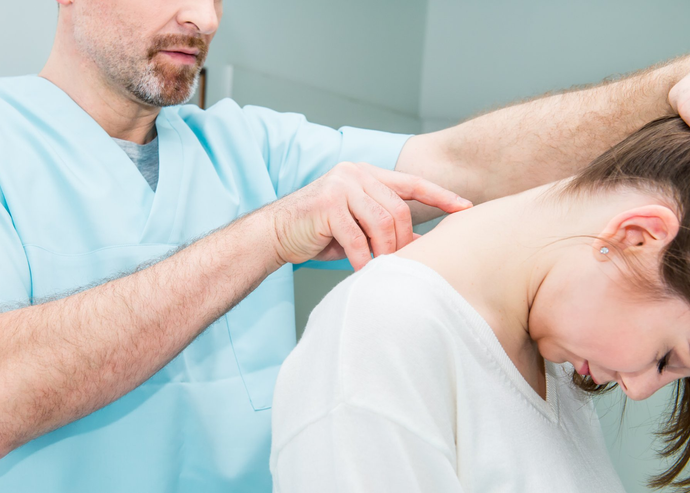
[0,209,280,457]
[399,55,690,222]
[0,162,463,457]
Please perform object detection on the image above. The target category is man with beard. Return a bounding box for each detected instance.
[0,0,689,492]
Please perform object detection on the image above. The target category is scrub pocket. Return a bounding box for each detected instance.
[224,263,297,411]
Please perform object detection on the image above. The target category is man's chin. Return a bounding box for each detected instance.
[130,69,200,107]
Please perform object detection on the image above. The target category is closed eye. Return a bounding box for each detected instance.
[658,352,671,374]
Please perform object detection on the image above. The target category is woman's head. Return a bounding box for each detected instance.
[527,117,690,399]
[534,116,690,489]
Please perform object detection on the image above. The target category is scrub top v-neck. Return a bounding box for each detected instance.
[0,75,411,493]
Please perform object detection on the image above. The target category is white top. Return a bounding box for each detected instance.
[270,255,625,493]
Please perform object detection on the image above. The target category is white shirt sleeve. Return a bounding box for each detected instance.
[271,403,464,493]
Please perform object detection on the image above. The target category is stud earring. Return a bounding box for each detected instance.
[600,247,609,255]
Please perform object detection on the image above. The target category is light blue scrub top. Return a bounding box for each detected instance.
[0,76,410,492]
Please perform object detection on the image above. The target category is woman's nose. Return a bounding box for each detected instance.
[619,371,665,401]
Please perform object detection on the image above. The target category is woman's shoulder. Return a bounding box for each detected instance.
[286,255,467,404]
[273,255,461,455]
[300,254,479,358]
[321,254,463,321]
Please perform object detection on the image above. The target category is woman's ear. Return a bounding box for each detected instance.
[593,205,680,261]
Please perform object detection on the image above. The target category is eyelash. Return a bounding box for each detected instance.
[658,352,671,374]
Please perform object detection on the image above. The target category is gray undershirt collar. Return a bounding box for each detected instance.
[112,136,160,192]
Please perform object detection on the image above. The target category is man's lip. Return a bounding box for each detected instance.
[161,48,200,56]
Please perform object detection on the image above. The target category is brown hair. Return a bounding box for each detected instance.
[565,116,690,490]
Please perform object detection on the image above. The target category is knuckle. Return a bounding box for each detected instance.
[373,235,396,254]
[377,212,395,231]
[349,232,369,251]
[408,176,425,194]
[393,201,412,222]
[321,176,348,197]
[334,161,356,174]
[380,233,396,248]
[336,208,355,225]
[368,202,393,227]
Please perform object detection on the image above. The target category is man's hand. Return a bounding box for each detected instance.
[269,162,472,271]
[670,72,690,125]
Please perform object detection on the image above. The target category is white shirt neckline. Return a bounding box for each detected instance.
[385,254,560,423]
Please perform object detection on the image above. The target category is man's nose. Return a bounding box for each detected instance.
[177,0,221,35]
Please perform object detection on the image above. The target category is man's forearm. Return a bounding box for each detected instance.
[399,55,690,220]
[0,153,468,456]
[0,208,282,457]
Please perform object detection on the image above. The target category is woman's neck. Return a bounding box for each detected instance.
[395,181,626,398]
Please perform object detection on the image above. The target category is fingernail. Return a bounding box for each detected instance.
[457,196,473,207]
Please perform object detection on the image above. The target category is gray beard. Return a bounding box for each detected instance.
[125,64,201,107]
[72,16,204,108]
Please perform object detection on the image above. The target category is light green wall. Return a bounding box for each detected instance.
[204,0,427,133]
[226,65,422,134]
[421,0,690,116]
[209,0,427,116]
[597,387,675,492]
[420,0,690,126]
[0,2,56,77]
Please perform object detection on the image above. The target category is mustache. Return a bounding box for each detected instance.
[147,34,209,62]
